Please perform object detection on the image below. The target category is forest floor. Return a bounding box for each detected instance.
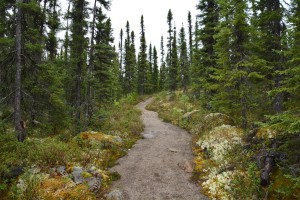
[109,98,207,200]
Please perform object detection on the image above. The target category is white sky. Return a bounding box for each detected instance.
[59,0,198,54]
[108,0,197,51]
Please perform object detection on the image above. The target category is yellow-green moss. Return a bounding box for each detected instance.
[39,177,96,200]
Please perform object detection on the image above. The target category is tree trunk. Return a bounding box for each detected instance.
[85,0,97,123]
[75,60,82,128]
[119,29,123,80]
[15,0,26,142]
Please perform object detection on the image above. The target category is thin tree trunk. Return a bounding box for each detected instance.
[15,0,25,142]
[119,29,123,79]
[85,0,97,123]
[73,0,85,131]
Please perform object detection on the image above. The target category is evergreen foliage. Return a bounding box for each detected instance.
[212,0,252,128]
[145,43,153,93]
[69,0,88,129]
[93,10,116,104]
[166,9,173,69]
[191,0,219,100]
[123,21,137,94]
[118,28,124,82]
[256,0,286,114]
[179,25,189,92]
[187,11,193,64]
[159,36,167,90]
[0,1,299,198]
[152,46,159,92]
[168,27,179,91]
[137,15,148,95]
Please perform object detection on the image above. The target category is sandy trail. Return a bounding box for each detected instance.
[109,98,207,200]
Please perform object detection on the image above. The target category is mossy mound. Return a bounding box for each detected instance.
[79,131,122,145]
[38,176,96,200]
[201,113,235,132]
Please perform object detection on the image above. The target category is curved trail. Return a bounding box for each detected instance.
[110,98,207,200]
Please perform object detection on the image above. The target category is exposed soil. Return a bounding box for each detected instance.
[109,98,207,200]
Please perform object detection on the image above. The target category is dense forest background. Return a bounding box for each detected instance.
[1,0,299,138]
[0,0,299,199]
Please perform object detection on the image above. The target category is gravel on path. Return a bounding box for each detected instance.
[109,98,208,200]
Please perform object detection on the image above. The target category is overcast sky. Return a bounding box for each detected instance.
[60,0,198,54]
[108,0,198,51]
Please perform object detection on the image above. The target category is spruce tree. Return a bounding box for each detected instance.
[159,36,167,90]
[85,0,97,122]
[166,9,173,70]
[70,0,88,129]
[118,28,124,85]
[124,21,132,93]
[287,0,300,108]
[191,0,219,100]
[152,46,159,92]
[212,0,253,128]
[0,1,14,97]
[179,25,189,92]
[110,46,122,100]
[145,43,153,93]
[123,22,137,94]
[63,2,71,62]
[256,0,285,114]
[187,11,193,64]
[267,0,300,133]
[93,9,116,104]
[130,30,137,93]
[137,15,147,95]
[191,19,201,98]
[46,0,60,61]
[168,27,179,91]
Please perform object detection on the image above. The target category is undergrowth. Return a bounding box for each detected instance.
[147,91,300,200]
[0,93,146,199]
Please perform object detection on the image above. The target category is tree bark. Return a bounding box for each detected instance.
[85,0,97,123]
[15,0,26,142]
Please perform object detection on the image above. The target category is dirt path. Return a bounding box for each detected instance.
[109,98,207,200]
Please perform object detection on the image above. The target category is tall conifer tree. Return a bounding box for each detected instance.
[168,27,179,91]
[94,13,116,104]
[256,0,285,114]
[70,0,88,129]
[130,30,137,92]
[187,11,193,64]
[145,43,153,93]
[137,15,147,95]
[179,25,189,92]
[159,36,167,90]
[191,0,219,100]
[152,46,159,92]
[213,0,252,128]
[166,9,173,70]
